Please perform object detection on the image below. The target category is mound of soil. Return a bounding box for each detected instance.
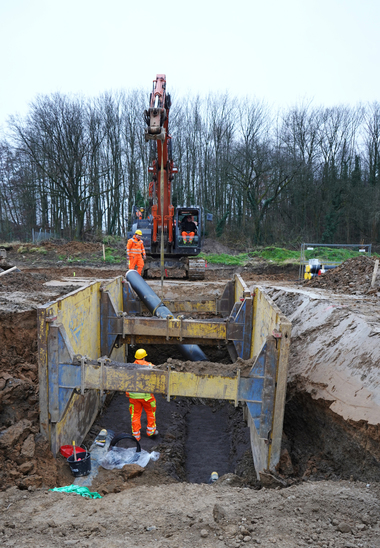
[156,357,255,378]
[16,240,104,254]
[306,255,380,296]
[2,478,380,547]
[0,271,52,292]
[201,238,238,255]
[0,271,80,312]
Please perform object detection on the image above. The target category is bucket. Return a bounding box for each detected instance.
[67,450,91,477]
[60,445,86,459]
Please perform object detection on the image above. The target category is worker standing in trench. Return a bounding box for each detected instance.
[125,349,159,441]
[126,229,146,275]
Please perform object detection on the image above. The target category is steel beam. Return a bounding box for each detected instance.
[160,299,217,314]
[120,335,221,346]
[121,316,246,342]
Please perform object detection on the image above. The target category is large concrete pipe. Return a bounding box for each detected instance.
[126,270,207,361]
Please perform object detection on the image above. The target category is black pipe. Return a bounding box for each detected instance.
[126,270,207,361]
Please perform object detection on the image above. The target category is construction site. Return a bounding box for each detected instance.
[0,243,380,547]
[1,75,380,547]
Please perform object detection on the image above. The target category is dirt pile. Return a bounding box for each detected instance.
[1,480,380,547]
[3,240,113,270]
[0,271,52,293]
[15,240,104,254]
[156,357,255,378]
[0,270,78,296]
[0,271,80,314]
[306,255,380,296]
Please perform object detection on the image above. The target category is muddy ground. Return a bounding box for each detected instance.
[1,244,380,547]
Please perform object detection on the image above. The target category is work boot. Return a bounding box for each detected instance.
[132,431,141,441]
[183,240,187,244]
[147,429,159,437]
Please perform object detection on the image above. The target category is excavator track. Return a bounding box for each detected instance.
[188,258,205,280]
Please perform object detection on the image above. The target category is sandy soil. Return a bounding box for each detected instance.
[1,245,380,547]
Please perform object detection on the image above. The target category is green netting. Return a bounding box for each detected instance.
[50,485,102,499]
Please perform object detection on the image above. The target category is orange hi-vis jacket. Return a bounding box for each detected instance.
[125,359,154,400]
[126,359,157,439]
[126,235,146,260]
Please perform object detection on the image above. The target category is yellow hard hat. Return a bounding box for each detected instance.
[135,348,147,359]
[135,229,143,236]
[140,208,144,211]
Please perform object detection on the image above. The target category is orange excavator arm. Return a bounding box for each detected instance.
[144,74,177,245]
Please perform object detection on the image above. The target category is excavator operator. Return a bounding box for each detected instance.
[181,215,197,244]
[126,229,146,275]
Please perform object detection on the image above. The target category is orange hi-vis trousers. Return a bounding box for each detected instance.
[127,395,156,440]
[182,231,195,243]
[129,254,144,275]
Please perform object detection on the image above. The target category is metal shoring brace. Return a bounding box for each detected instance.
[80,355,88,395]
[166,363,171,402]
[235,368,241,407]
[97,357,111,403]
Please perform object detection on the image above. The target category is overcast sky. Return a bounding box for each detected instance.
[0,0,379,130]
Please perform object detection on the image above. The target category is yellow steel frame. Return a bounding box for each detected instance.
[38,273,291,478]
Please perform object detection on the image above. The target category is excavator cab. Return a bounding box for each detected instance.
[175,207,202,254]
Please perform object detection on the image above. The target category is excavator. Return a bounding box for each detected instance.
[129,74,205,280]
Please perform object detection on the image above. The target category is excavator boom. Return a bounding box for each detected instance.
[129,74,205,280]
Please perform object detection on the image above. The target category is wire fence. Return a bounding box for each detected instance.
[31,228,60,243]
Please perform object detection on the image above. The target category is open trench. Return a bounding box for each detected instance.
[1,275,380,492]
[82,343,258,494]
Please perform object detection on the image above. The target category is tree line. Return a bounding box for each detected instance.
[0,90,379,246]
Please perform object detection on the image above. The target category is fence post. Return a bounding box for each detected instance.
[371,260,379,288]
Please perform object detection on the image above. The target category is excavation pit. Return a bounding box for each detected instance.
[1,271,380,494]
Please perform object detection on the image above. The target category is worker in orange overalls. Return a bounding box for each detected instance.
[126,229,146,275]
[181,215,197,244]
[136,208,144,220]
[125,349,158,441]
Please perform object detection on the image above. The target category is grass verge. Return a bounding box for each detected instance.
[201,246,378,266]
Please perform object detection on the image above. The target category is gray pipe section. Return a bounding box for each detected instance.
[126,270,207,361]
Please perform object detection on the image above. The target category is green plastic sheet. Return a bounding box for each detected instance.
[50,485,102,499]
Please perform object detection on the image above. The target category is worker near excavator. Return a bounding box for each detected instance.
[181,215,197,244]
[126,229,146,275]
[135,207,144,220]
[125,349,158,441]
